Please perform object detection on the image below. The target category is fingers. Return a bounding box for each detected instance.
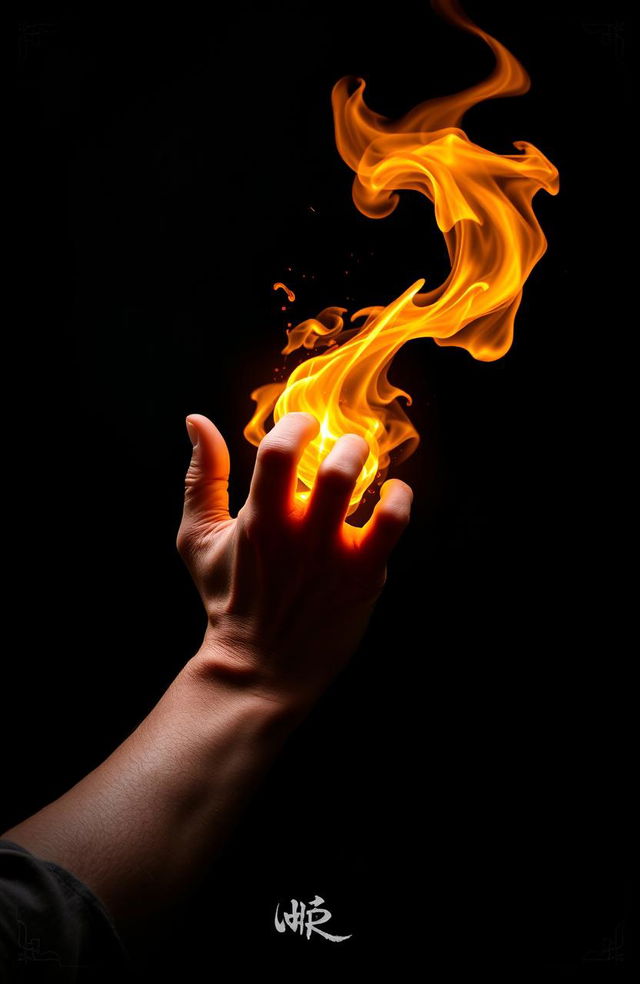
[178,414,231,546]
[244,413,411,567]
[304,434,370,538]
[246,412,320,525]
[358,478,413,563]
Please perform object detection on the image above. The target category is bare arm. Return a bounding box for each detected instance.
[3,411,412,936]
[2,651,310,934]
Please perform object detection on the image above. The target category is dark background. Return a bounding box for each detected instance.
[9,0,631,977]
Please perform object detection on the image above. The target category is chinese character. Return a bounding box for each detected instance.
[274,895,352,942]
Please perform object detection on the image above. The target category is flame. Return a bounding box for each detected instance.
[244,0,559,515]
[273,282,296,302]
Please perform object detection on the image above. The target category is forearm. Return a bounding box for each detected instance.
[2,410,410,943]
[3,644,306,935]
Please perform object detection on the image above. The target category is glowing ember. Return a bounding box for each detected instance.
[273,282,296,302]
[245,0,559,515]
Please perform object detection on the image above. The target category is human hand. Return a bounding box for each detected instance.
[177,412,413,712]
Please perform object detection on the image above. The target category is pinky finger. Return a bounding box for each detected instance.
[358,478,413,565]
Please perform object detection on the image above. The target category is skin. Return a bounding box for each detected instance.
[2,411,413,938]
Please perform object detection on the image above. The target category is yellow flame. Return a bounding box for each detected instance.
[244,0,559,514]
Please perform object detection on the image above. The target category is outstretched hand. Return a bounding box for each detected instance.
[0,411,414,940]
[178,412,413,711]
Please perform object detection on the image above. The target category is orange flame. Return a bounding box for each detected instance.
[244,0,559,514]
[273,282,296,302]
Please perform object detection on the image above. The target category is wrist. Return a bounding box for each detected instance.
[185,634,314,732]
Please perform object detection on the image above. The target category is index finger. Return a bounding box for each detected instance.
[246,412,320,525]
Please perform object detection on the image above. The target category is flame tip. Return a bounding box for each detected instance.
[246,0,557,513]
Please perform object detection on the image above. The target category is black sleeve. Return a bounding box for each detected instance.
[0,838,131,982]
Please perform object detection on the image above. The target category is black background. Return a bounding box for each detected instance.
[9,0,631,977]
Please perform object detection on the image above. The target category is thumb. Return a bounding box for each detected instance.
[178,414,231,548]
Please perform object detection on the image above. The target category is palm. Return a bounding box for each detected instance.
[177,412,413,707]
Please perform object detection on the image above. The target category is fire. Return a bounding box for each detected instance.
[273,282,296,302]
[244,0,559,515]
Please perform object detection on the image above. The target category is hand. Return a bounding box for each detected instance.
[177,412,413,712]
[0,411,414,935]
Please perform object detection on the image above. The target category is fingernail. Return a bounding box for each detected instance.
[186,419,199,448]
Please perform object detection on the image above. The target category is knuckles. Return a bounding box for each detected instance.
[315,461,359,495]
[255,438,295,471]
[385,506,412,527]
[377,500,412,530]
[238,504,284,548]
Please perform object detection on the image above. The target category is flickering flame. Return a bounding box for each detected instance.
[273,282,296,302]
[245,0,559,514]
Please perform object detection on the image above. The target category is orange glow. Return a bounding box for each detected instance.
[245,0,559,514]
[273,282,296,302]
